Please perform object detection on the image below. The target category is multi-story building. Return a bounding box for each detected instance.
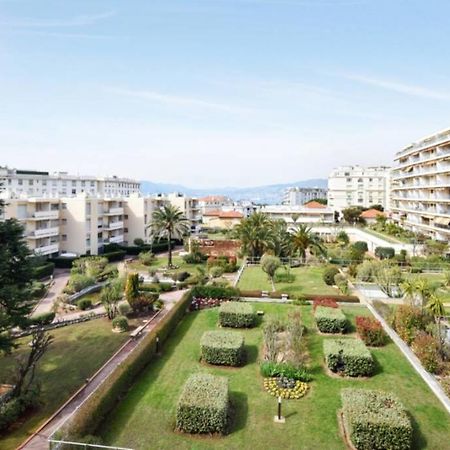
[327,165,391,212]
[282,187,327,206]
[0,167,140,198]
[198,195,233,213]
[260,201,334,225]
[391,128,450,242]
[167,193,202,231]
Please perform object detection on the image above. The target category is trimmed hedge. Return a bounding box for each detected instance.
[102,250,126,262]
[192,285,240,300]
[64,290,193,438]
[219,302,256,328]
[32,261,55,279]
[176,373,229,434]
[201,330,244,366]
[49,256,78,269]
[238,290,359,303]
[29,312,55,326]
[341,388,412,450]
[324,338,374,377]
[314,306,349,333]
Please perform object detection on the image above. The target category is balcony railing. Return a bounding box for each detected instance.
[33,243,59,255]
[104,207,124,215]
[109,235,124,244]
[31,210,59,220]
[105,221,124,231]
[28,227,59,238]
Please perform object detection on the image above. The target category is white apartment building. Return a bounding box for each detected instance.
[198,195,233,213]
[260,202,334,225]
[283,187,328,206]
[391,128,450,242]
[327,165,391,212]
[167,193,202,231]
[0,167,140,198]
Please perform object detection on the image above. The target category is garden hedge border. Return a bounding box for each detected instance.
[63,290,193,438]
[238,290,359,303]
[201,330,245,366]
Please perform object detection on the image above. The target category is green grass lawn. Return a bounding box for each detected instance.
[238,266,339,296]
[405,272,450,302]
[127,255,206,274]
[99,305,450,450]
[0,319,130,450]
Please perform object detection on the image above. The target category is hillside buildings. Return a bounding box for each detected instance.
[391,128,450,241]
[283,187,327,206]
[327,165,391,212]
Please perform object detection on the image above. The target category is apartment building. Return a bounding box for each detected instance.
[260,201,334,225]
[198,195,233,213]
[391,128,450,242]
[0,167,140,198]
[283,187,328,206]
[327,165,391,212]
[167,193,202,231]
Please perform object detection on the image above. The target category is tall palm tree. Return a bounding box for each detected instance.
[426,294,446,355]
[400,277,418,306]
[268,220,292,259]
[290,224,325,263]
[148,204,189,268]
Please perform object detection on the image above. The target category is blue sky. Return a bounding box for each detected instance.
[1,0,450,187]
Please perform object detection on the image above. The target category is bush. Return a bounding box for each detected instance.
[112,316,129,332]
[313,298,338,311]
[29,312,55,326]
[356,316,387,347]
[209,266,225,278]
[192,285,240,300]
[30,281,46,299]
[77,298,92,310]
[118,303,131,316]
[375,246,395,260]
[49,256,78,268]
[138,251,155,266]
[314,306,348,333]
[323,266,340,285]
[102,250,126,262]
[324,338,374,377]
[32,261,55,279]
[341,388,412,450]
[0,389,40,432]
[65,274,96,294]
[173,271,191,282]
[201,330,245,366]
[392,305,432,345]
[183,252,208,264]
[219,302,256,328]
[176,373,229,434]
[260,361,312,382]
[134,238,145,246]
[352,241,368,253]
[411,331,440,373]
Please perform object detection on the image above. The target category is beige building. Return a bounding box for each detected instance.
[167,193,202,231]
[198,195,233,213]
[260,201,335,225]
[391,128,450,242]
[202,210,243,229]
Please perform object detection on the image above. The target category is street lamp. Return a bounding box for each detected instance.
[274,396,285,423]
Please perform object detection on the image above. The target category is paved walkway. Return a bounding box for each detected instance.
[20,289,187,450]
[32,270,70,317]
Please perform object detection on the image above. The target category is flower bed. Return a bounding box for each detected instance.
[313,298,338,311]
[341,388,412,450]
[219,302,256,328]
[200,330,245,366]
[190,297,222,311]
[324,338,374,377]
[263,377,308,400]
[176,373,229,434]
[314,306,349,333]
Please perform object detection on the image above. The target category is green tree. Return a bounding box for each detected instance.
[336,230,350,246]
[268,220,292,258]
[101,278,124,320]
[261,255,281,291]
[0,219,35,354]
[342,206,366,225]
[148,204,189,268]
[290,225,325,263]
[125,273,140,303]
[426,294,446,355]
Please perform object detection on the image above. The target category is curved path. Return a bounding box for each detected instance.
[20,290,187,450]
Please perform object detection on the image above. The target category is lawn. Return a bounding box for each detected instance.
[99,305,450,450]
[405,272,450,302]
[0,319,130,450]
[127,255,206,274]
[238,266,339,296]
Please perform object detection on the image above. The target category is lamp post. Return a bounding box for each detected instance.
[274,396,285,423]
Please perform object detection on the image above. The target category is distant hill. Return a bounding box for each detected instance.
[140,179,328,204]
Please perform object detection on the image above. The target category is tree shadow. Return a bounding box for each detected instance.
[245,344,259,365]
[371,353,384,376]
[409,413,427,450]
[228,391,248,434]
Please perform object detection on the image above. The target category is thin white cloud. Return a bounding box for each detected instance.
[341,73,450,101]
[0,10,115,28]
[8,30,119,40]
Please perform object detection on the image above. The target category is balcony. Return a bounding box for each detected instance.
[28,227,59,239]
[30,210,59,220]
[33,243,59,256]
[104,207,124,216]
[109,235,124,244]
[105,221,124,231]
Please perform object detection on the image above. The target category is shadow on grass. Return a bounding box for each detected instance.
[371,353,384,377]
[245,344,259,365]
[229,391,248,434]
[410,413,427,450]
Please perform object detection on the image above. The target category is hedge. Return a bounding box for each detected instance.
[32,262,55,279]
[102,250,126,262]
[104,240,178,256]
[201,330,244,366]
[176,373,229,434]
[192,285,240,300]
[314,306,349,333]
[238,291,359,303]
[29,312,55,326]
[341,388,412,450]
[63,290,193,438]
[219,302,256,328]
[324,338,374,377]
[49,256,78,269]
[355,316,387,347]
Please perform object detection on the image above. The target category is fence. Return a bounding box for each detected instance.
[233,258,247,287]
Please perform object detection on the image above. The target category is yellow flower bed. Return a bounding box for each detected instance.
[263,378,309,399]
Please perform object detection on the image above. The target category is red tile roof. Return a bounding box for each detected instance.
[218,211,243,219]
[198,195,229,202]
[304,201,326,209]
[360,209,385,219]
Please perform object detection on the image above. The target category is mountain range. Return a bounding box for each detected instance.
[140,179,328,204]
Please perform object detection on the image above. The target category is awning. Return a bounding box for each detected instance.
[434,217,450,226]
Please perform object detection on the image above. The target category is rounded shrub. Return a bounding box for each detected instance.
[112,316,129,332]
[77,298,92,310]
[323,266,340,286]
[118,302,131,316]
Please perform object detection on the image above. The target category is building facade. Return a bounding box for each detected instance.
[198,195,233,213]
[327,165,391,212]
[167,193,202,231]
[260,201,334,225]
[391,128,450,242]
[282,187,327,206]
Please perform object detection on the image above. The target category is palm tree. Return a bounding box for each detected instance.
[148,204,189,268]
[426,294,446,355]
[290,225,325,263]
[268,220,292,259]
[400,277,418,306]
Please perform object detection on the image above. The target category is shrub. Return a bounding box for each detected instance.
[192,285,240,300]
[392,305,432,345]
[334,273,349,295]
[314,306,348,333]
[352,241,368,253]
[176,373,229,434]
[260,361,312,382]
[77,298,92,310]
[112,316,129,332]
[134,238,145,246]
[355,316,387,346]
[118,303,131,316]
[49,256,78,269]
[29,312,55,326]
[219,302,256,328]
[30,281,46,299]
[183,251,208,264]
[201,330,244,366]
[209,265,225,278]
[324,338,374,377]
[313,298,338,311]
[102,250,126,262]
[0,389,40,432]
[174,271,191,282]
[411,331,440,373]
[65,274,96,294]
[138,251,155,266]
[341,388,412,450]
[32,261,55,279]
[323,266,340,285]
[375,246,395,260]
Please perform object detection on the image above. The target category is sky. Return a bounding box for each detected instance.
[1,0,450,188]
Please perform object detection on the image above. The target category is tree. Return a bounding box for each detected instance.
[369,204,384,212]
[423,239,448,257]
[290,225,325,263]
[374,262,403,298]
[342,206,366,225]
[233,212,274,260]
[101,278,124,320]
[261,255,281,291]
[133,237,145,246]
[336,230,349,246]
[125,273,140,303]
[268,220,292,258]
[0,219,35,354]
[148,205,189,268]
[426,294,446,355]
